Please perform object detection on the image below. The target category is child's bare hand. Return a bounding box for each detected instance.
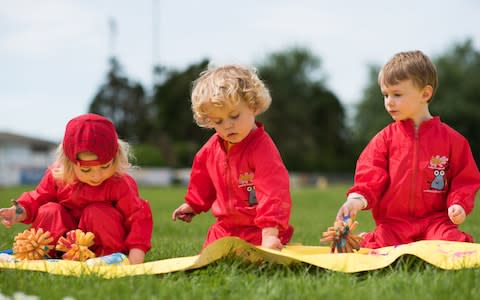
[448,204,466,225]
[0,206,18,228]
[336,195,366,222]
[261,235,283,250]
[172,203,195,223]
[261,227,283,251]
[128,248,146,264]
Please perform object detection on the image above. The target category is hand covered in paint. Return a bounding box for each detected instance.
[448,204,466,225]
[336,193,367,222]
[172,203,196,223]
[261,227,283,251]
[0,201,27,228]
[128,248,145,264]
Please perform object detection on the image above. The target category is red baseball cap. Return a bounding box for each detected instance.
[63,113,119,166]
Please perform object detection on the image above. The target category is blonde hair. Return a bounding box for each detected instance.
[191,64,272,127]
[51,139,134,184]
[378,50,438,102]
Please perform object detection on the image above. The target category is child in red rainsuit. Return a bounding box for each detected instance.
[172,65,293,250]
[0,113,153,263]
[336,50,480,248]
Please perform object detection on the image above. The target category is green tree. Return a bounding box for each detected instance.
[89,58,151,143]
[432,39,480,165]
[150,60,211,167]
[351,64,390,152]
[132,143,165,167]
[353,39,480,165]
[257,47,352,171]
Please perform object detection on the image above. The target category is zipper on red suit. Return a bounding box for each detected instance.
[224,150,233,211]
[409,129,419,216]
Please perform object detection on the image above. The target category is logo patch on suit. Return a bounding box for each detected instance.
[428,155,448,191]
[238,172,254,187]
[238,172,257,205]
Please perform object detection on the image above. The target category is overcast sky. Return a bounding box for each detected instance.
[1,0,479,142]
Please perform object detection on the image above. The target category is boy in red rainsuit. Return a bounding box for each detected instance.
[336,50,480,248]
[172,65,293,250]
[0,113,153,263]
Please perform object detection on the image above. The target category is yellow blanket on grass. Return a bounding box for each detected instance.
[1,237,479,278]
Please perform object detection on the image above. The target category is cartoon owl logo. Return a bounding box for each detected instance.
[431,169,446,190]
[428,155,448,191]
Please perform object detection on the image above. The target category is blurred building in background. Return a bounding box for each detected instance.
[0,132,57,186]
[0,132,353,188]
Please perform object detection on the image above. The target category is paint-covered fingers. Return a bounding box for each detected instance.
[335,204,351,222]
[0,207,17,228]
[336,196,366,222]
[177,213,195,223]
[172,203,195,222]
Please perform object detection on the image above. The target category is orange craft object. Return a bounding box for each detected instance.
[13,228,54,260]
[56,229,96,261]
[320,217,362,253]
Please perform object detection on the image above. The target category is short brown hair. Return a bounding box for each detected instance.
[378,50,438,101]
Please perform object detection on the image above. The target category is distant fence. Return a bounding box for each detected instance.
[0,167,48,186]
[1,167,353,188]
[130,168,353,188]
[20,167,48,185]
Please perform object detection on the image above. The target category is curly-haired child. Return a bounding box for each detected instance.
[172,65,294,250]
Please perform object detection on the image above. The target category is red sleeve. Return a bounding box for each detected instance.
[251,136,292,231]
[446,133,480,214]
[112,175,153,253]
[347,130,390,209]
[17,168,58,224]
[184,146,216,213]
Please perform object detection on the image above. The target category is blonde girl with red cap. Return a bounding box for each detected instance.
[0,113,153,264]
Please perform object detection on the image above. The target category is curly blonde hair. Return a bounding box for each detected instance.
[51,139,134,184]
[191,64,272,127]
[378,50,438,102]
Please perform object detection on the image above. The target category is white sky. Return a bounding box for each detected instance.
[1,0,479,142]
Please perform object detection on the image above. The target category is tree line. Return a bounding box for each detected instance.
[89,39,480,172]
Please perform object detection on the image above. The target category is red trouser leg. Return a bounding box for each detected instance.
[31,202,77,244]
[279,225,294,245]
[424,215,474,242]
[203,222,263,248]
[236,226,294,246]
[203,222,294,248]
[360,220,415,248]
[78,203,127,256]
[203,222,230,248]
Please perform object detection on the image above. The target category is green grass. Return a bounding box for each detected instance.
[1,185,479,300]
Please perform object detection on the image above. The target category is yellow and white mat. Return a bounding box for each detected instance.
[1,237,480,278]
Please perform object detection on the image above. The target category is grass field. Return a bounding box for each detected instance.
[1,185,479,300]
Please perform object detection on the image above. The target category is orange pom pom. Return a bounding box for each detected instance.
[56,229,96,261]
[320,216,362,253]
[13,228,54,260]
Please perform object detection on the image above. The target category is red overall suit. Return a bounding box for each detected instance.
[349,117,480,248]
[17,170,153,256]
[185,123,293,248]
